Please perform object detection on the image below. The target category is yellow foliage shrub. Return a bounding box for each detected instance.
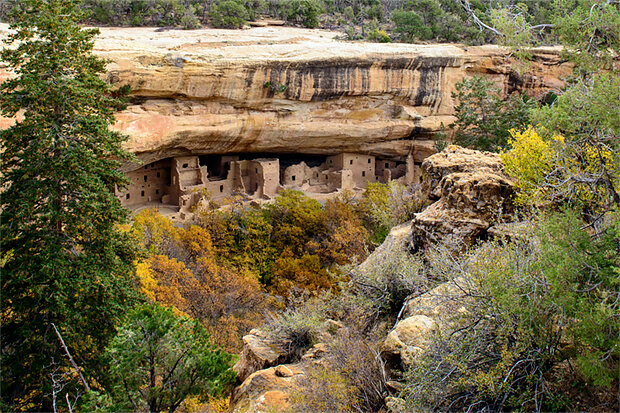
[500,126,558,205]
[501,126,617,207]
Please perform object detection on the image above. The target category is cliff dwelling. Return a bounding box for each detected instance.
[116,152,420,218]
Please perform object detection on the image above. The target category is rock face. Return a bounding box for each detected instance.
[383,277,474,368]
[409,146,514,252]
[383,315,438,366]
[230,363,306,413]
[233,329,291,383]
[0,24,572,170]
[230,319,346,412]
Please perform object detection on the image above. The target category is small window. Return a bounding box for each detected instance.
[144,165,148,169]
[141,190,145,197]
[126,194,130,200]
[157,172,160,178]
[350,160,353,165]
[385,163,389,168]
[362,171,366,177]
[183,163,188,168]
[255,168,258,173]
[155,189,159,195]
[183,200,186,205]
[144,176,147,182]
[292,175,296,181]
[368,158,371,163]
[325,175,328,180]
[255,183,258,190]
[315,173,318,177]
[220,185,224,193]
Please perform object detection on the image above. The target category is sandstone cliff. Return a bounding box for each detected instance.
[0,24,572,170]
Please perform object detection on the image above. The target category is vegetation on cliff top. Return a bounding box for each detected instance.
[0,0,569,44]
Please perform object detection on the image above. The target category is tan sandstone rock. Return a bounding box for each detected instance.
[0,25,572,170]
[383,315,438,366]
[230,363,305,413]
[420,146,507,200]
[401,277,472,331]
[233,329,291,382]
[385,277,474,367]
[410,146,514,252]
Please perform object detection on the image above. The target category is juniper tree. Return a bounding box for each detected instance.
[0,0,138,409]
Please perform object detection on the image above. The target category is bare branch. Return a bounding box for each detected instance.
[51,323,90,392]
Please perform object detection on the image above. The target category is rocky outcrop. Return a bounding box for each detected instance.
[409,146,514,252]
[230,363,306,413]
[233,329,291,383]
[383,315,438,366]
[0,25,572,170]
[383,277,473,367]
[230,321,344,412]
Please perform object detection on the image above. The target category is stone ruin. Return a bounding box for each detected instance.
[116,152,421,218]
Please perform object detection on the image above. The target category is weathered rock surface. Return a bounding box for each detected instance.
[383,315,438,366]
[383,277,473,367]
[230,363,306,413]
[0,24,572,169]
[355,221,412,274]
[409,146,514,252]
[233,329,291,383]
[231,320,346,412]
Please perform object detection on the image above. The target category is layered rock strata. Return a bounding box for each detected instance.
[0,24,572,171]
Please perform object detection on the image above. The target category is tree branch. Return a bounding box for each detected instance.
[51,323,90,392]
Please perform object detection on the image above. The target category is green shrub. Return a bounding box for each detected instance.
[368,28,391,43]
[392,9,428,41]
[240,0,267,20]
[350,243,427,318]
[451,75,534,152]
[287,0,323,28]
[287,366,356,412]
[106,303,236,412]
[210,0,249,28]
[358,182,427,244]
[265,301,326,359]
[401,209,619,410]
[81,0,203,27]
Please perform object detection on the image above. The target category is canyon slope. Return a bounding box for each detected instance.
[0,24,572,169]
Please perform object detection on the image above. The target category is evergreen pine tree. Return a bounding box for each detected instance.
[0,1,138,409]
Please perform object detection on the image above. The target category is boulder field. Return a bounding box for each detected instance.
[0,24,572,170]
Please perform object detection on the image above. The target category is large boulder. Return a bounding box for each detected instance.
[410,146,514,253]
[231,323,342,412]
[400,277,472,330]
[420,146,506,200]
[383,315,438,366]
[383,277,472,367]
[233,329,291,382]
[230,363,306,413]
